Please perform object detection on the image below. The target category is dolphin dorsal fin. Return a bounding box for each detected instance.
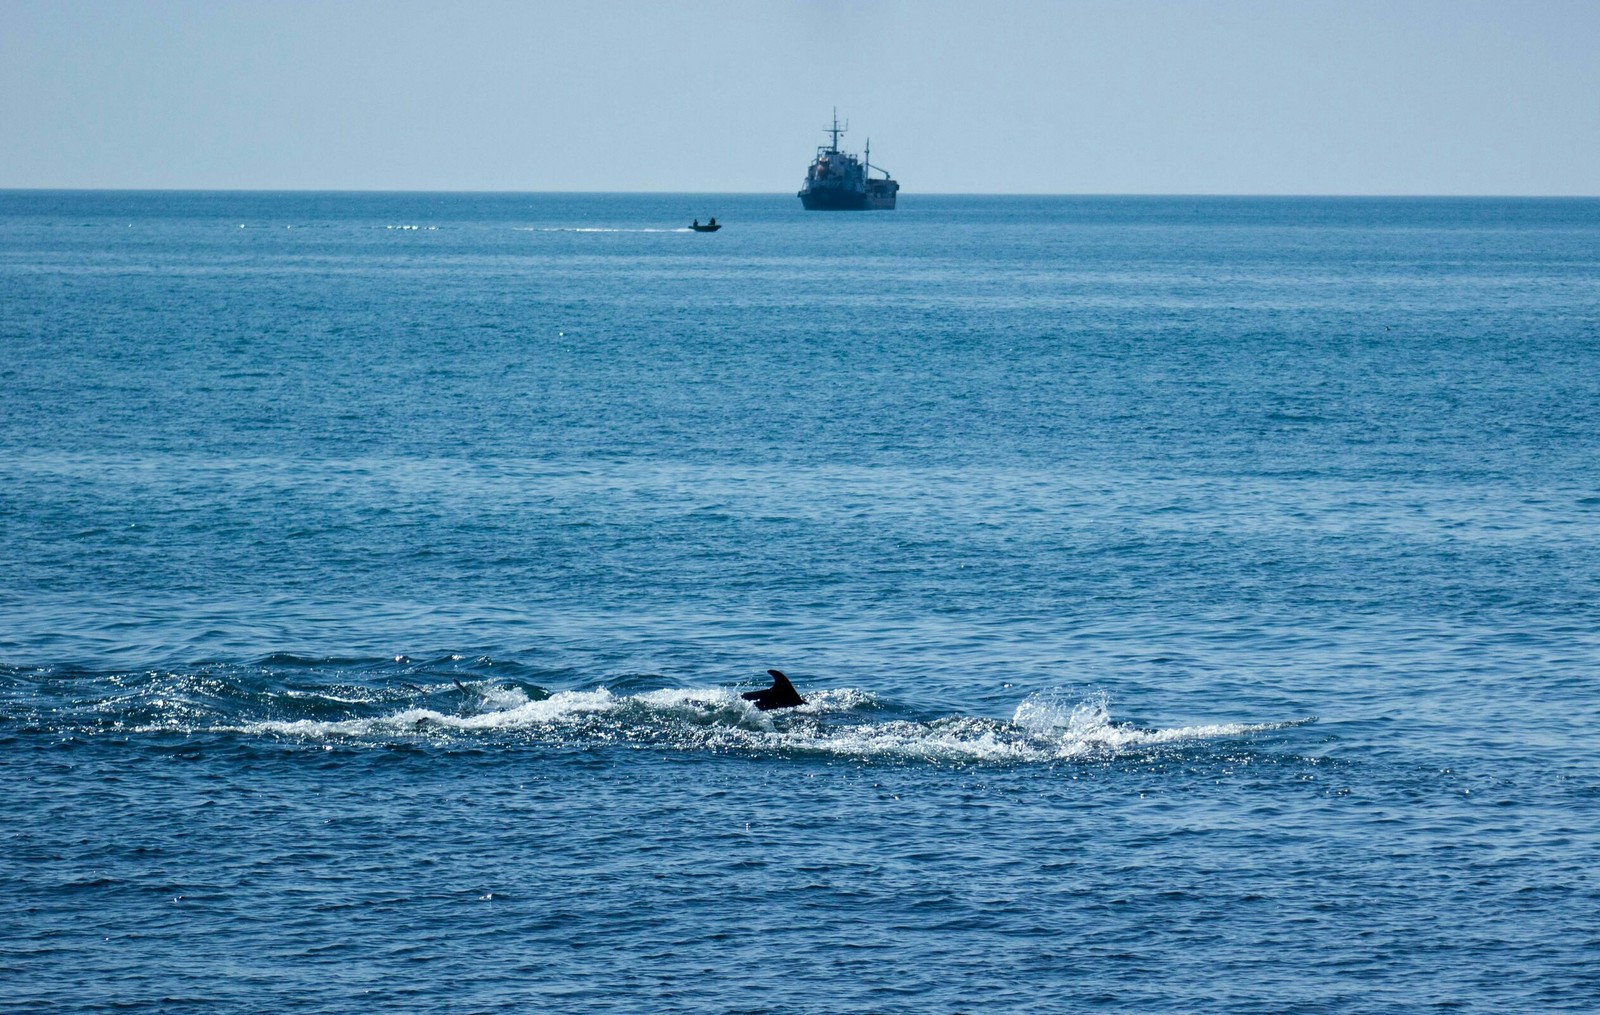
[742,669,805,710]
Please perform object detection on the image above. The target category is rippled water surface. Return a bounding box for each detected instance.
[3,192,1599,1012]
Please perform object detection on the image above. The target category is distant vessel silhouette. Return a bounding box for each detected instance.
[798,110,899,210]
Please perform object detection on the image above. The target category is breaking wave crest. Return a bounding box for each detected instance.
[5,666,1310,764]
[1,662,1313,764]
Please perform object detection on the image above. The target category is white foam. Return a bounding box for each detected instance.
[1012,689,1294,757]
[754,717,1043,763]
[280,689,376,705]
[202,684,1299,763]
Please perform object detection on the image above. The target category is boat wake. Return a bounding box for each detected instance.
[517,227,693,233]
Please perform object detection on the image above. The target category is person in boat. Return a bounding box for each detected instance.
[693,219,699,227]
[708,217,716,226]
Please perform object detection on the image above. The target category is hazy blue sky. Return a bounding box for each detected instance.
[3,0,1597,194]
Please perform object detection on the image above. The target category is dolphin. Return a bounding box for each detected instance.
[742,669,805,711]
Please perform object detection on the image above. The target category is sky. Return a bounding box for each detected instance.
[2,0,1597,194]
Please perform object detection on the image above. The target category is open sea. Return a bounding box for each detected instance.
[2,191,1599,1013]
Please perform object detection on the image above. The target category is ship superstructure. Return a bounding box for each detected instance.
[798,110,899,210]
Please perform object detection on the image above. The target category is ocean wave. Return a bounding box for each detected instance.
[222,684,1303,764]
[2,665,1308,764]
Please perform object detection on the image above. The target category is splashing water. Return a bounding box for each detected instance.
[27,668,1306,765]
[2,662,1307,766]
[1012,688,1113,738]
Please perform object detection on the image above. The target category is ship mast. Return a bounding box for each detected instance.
[864,138,890,180]
[828,107,843,153]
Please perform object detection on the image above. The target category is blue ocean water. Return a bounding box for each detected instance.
[3,190,1599,1012]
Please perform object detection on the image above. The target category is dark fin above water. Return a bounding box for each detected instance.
[741,669,805,711]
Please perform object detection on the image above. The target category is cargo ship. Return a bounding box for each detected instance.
[798,110,899,210]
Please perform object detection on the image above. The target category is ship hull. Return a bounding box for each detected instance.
[798,188,896,211]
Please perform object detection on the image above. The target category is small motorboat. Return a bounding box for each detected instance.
[690,217,721,232]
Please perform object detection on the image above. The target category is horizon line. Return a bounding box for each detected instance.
[3,187,1598,200]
